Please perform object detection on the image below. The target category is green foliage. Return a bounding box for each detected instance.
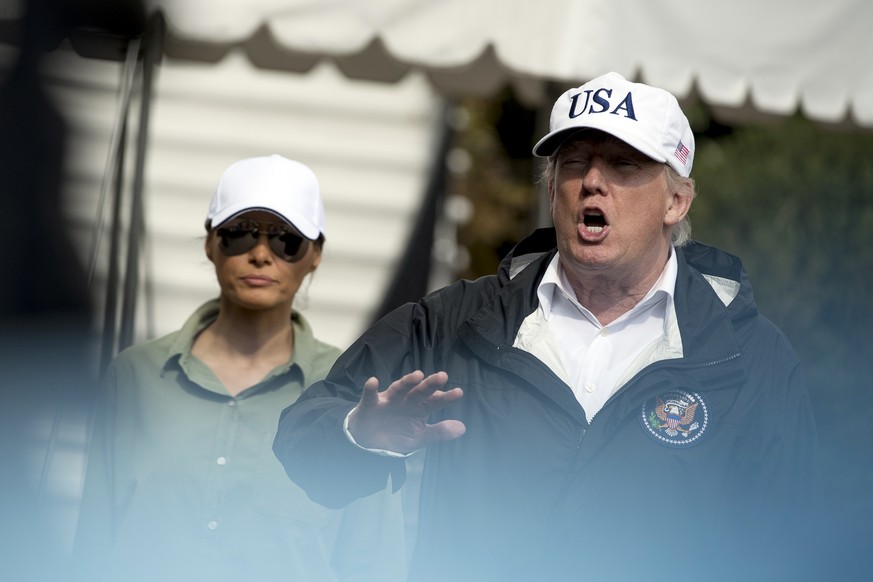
[690,116,873,451]
[686,116,873,540]
[452,94,539,279]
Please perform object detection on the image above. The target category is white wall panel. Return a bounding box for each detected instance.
[42,45,441,352]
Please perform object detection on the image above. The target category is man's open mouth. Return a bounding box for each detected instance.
[583,210,607,233]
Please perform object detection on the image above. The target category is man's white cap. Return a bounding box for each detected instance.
[532,72,695,177]
[206,154,325,240]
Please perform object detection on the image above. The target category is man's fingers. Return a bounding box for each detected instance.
[383,370,425,398]
[352,372,465,453]
[364,370,463,414]
[420,419,467,447]
[418,387,464,415]
[359,376,381,407]
[403,371,450,402]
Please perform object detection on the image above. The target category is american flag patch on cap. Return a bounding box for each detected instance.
[674,141,690,165]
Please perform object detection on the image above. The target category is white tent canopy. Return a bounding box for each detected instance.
[151,0,873,127]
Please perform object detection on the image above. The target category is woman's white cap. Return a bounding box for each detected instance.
[206,154,325,240]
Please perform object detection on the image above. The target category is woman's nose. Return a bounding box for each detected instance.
[248,233,273,263]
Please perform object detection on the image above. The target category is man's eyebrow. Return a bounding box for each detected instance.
[559,143,592,157]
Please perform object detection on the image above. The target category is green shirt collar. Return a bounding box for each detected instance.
[160,299,323,396]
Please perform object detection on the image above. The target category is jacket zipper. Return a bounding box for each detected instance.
[483,331,741,433]
[588,351,742,423]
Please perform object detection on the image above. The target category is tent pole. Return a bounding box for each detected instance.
[96,39,140,373]
[118,14,164,352]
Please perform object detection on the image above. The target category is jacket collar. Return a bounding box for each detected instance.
[504,228,557,282]
[461,230,750,396]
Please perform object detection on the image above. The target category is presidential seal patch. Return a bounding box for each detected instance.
[640,390,708,448]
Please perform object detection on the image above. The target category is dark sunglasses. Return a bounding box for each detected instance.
[215,218,310,262]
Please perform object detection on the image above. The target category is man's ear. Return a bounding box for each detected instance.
[664,182,693,227]
[548,176,556,218]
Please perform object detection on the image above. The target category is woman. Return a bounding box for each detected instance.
[75,155,405,582]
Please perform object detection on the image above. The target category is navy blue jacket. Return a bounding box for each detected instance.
[274,229,816,581]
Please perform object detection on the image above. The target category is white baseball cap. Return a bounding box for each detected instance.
[532,72,695,177]
[206,154,326,240]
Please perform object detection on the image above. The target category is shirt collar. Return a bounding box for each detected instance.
[536,247,678,322]
[165,299,221,367]
[160,298,317,390]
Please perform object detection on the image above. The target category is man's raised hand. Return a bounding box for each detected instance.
[347,370,466,454]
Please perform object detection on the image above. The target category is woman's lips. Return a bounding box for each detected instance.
[241,275,276,286]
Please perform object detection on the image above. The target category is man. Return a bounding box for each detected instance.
[274,73,816,581]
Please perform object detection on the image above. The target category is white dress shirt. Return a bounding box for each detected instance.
[514,250,680,420]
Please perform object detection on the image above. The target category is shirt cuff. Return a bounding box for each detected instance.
[343,410,412,458]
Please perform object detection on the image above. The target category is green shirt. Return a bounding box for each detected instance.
[76,300,406,582]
